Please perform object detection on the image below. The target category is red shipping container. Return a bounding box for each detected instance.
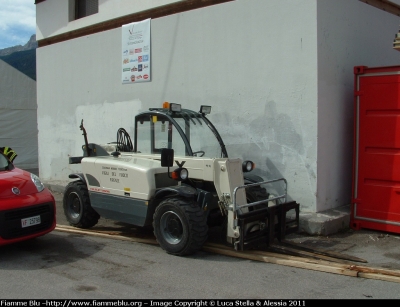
[351,65,400,234]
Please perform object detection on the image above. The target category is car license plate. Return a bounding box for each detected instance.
[21,215,41,228]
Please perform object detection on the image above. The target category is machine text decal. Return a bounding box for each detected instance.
[90,187,110,193]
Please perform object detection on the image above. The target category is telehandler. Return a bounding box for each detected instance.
[64,103,299,256]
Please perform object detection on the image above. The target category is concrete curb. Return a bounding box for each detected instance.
[45,180,68,194]
[44,180,351,236]
[298,205,350,236]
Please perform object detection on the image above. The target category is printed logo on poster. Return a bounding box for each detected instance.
[122,18,151,84]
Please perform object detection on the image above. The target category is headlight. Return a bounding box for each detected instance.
[179,168,189,180]
[31,173,45,192]
[169,103,181,112]
[242,161,255,172]
[171,168,189,181]
[199,105,211,115]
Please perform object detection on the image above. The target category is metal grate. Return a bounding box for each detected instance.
[0,203,55,240]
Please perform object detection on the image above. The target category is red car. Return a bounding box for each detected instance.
[0,148,56,245]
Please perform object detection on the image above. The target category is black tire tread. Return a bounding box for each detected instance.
[63,181,100,228]
[153,197,208,256]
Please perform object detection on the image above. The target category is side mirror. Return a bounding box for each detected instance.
[161,148,174,167]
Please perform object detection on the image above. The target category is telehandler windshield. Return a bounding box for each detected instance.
[134,104,228,158]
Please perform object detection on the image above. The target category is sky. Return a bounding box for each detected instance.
[0,0,36,50]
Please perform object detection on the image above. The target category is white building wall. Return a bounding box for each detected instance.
[36,0,399,213]
[316,0,400,212]
[36,0,183,40]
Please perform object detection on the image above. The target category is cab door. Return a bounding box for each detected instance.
[135,113,188,156]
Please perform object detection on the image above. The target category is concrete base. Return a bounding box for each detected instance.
[43,180,351,236]
[44,180,67,194]
[297,205,351,236]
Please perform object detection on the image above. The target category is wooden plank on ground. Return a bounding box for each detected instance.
[55,225,400,284]
[202,246,359,277]
[279,240,368,263]
[267,244,355,264]
[55,225,158,245]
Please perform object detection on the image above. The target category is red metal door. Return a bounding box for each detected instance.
[351,65,400,233]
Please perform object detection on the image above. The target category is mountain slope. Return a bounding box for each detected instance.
[0,35,37,81]
[0,49,36,80]
[0,34,37,57]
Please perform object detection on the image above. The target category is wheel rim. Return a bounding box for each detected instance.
[160,210,184,245]
[67,191,82,219]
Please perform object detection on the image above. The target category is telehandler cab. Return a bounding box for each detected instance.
[64,103,300,256]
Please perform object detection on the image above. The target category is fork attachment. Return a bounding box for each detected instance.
[236,201,300,251]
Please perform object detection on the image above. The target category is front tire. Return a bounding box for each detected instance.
[153,197,208,256]
[63,181,100,228]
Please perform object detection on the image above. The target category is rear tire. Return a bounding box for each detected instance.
[63,181,100,228]
[153,197,208,256]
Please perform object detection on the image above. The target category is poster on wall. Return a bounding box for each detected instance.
[122,18,151,84]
